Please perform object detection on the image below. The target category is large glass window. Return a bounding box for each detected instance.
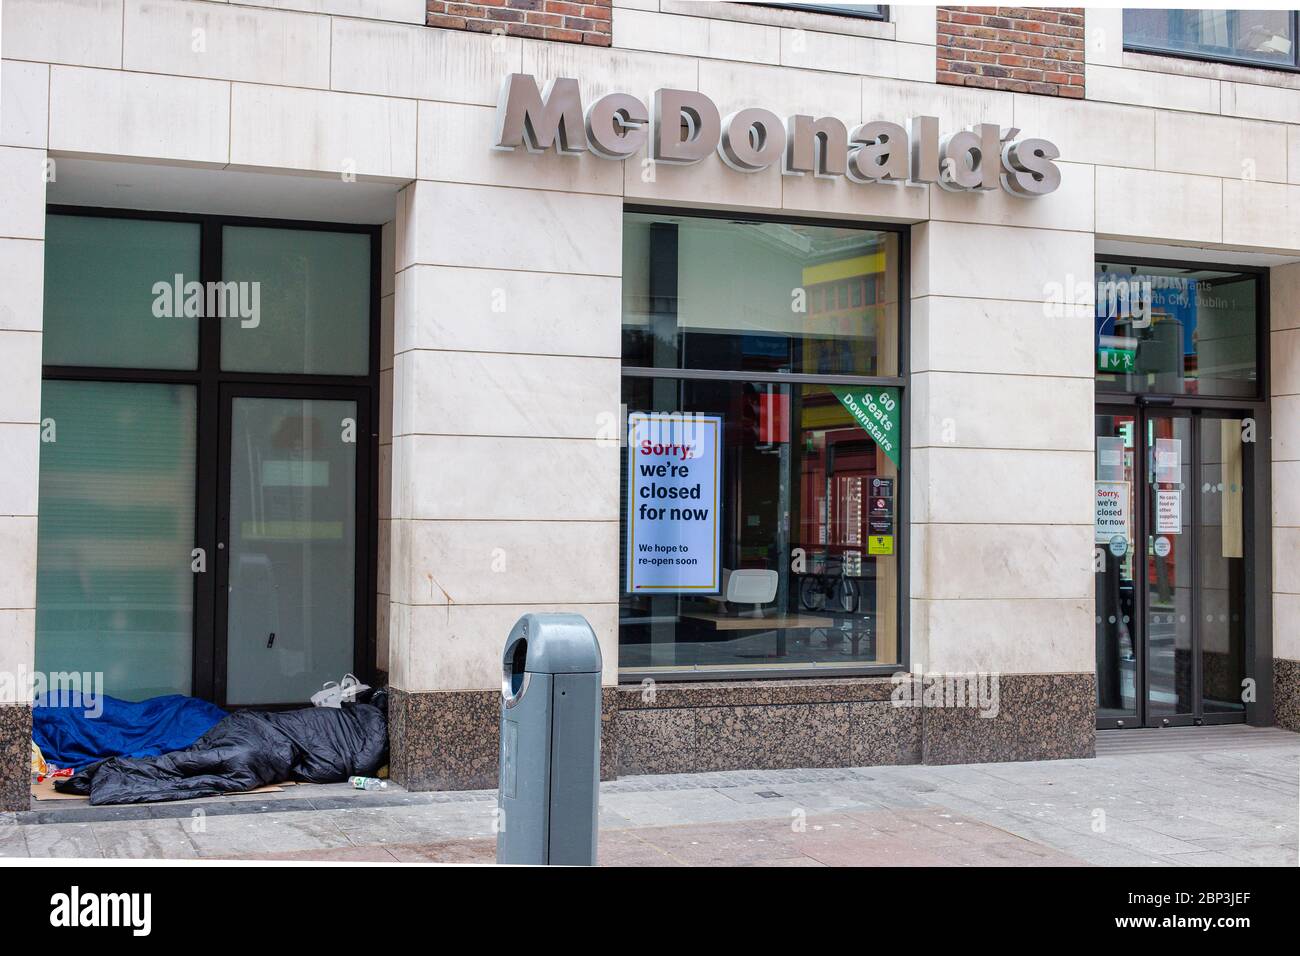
[620,212,903,675]
[1125,9,1299,70]
[1095,261,1260,398]
[39,210,375,704]
[36,381,197,699]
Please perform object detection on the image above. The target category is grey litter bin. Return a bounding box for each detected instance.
[497,612,602,866]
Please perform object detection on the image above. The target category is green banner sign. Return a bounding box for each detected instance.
[831,386,901,468]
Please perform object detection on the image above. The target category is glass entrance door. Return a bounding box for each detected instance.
[1095,410,1139,724]
[1095,407,1251,728]
[216,387,370,706]
[1196,416,1250,718]
[1143,411,1194,725]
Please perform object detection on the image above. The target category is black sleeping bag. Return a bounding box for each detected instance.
[56,692,388,806]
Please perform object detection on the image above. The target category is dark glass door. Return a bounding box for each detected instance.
[1095,410,1139,725]
[1095,407,1251,728]
[215,384,371,707]
[1143,410,1194,725]
[1196,415,1250,718]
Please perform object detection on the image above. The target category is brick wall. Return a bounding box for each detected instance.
[937,7,1084,98]
[426,0,612,46]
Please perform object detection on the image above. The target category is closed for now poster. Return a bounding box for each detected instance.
[626,413,723,594]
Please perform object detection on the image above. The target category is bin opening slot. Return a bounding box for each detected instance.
[510,639,528,696]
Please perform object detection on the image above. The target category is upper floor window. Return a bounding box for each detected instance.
[754,3,887,20]
[1124,9,1299,70]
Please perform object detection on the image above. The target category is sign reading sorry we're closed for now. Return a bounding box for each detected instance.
[626,413,722,594]
[1095,480,1130,542]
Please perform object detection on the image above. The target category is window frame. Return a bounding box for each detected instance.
[1093,254,1268,405]
[1123,9,1300,73]
[752,3,888,20]
[618,205,910,682]
[41,204,383,706]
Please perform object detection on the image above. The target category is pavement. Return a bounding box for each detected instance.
[3,725,1297,866]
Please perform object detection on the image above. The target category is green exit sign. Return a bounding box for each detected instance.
[1098,348,1136,372]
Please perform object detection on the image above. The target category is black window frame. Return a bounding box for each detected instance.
[1123,8,1300,73]
[618,205,909,683]
[40,204,382,709]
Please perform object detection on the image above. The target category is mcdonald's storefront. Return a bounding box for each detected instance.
[1,2,1298,807]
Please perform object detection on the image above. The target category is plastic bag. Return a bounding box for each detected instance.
[311,673,370,708]
[31,741,47,778]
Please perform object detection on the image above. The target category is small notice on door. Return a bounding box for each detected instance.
[626,412,723,594]
[868,535,894,555]
[1156,488,1182,534]
[1155,438,1182,484]
[1095,480,1130,543]
[1096,437,1125,483]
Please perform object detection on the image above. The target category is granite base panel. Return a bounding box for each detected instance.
[0,704,31,812]
[387,687,618,792]
[614,677,919,775]
[388,674,1097,790]
[616,700,922,774]
[1275,659,1300,733]
[920,673,1096,765]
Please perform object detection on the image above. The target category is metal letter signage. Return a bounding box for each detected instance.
[494,74,586,154]
[492,73,1061,198]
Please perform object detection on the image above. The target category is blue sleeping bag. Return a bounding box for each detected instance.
[32,693,227,770]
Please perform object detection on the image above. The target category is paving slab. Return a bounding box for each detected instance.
[4,727,1297,866]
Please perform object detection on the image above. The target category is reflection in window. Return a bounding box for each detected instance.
[1094,412,1138,720]
[623,214,899,377]
[1094,262,1259,398]
[1199,418,1247,714]
[620,212,902,674]
[619,378,900,671]
[1125,9,1298,69]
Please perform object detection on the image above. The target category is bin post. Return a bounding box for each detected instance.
[497,613,602,865]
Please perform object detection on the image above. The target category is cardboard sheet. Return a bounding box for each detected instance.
[30,777,291,803]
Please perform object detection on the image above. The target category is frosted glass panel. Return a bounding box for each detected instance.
[35,381,197,699]
[220,226,370,375]
[43,215,201,369]
[226,397,356,704]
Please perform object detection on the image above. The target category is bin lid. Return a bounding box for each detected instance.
[504,613,603,675]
